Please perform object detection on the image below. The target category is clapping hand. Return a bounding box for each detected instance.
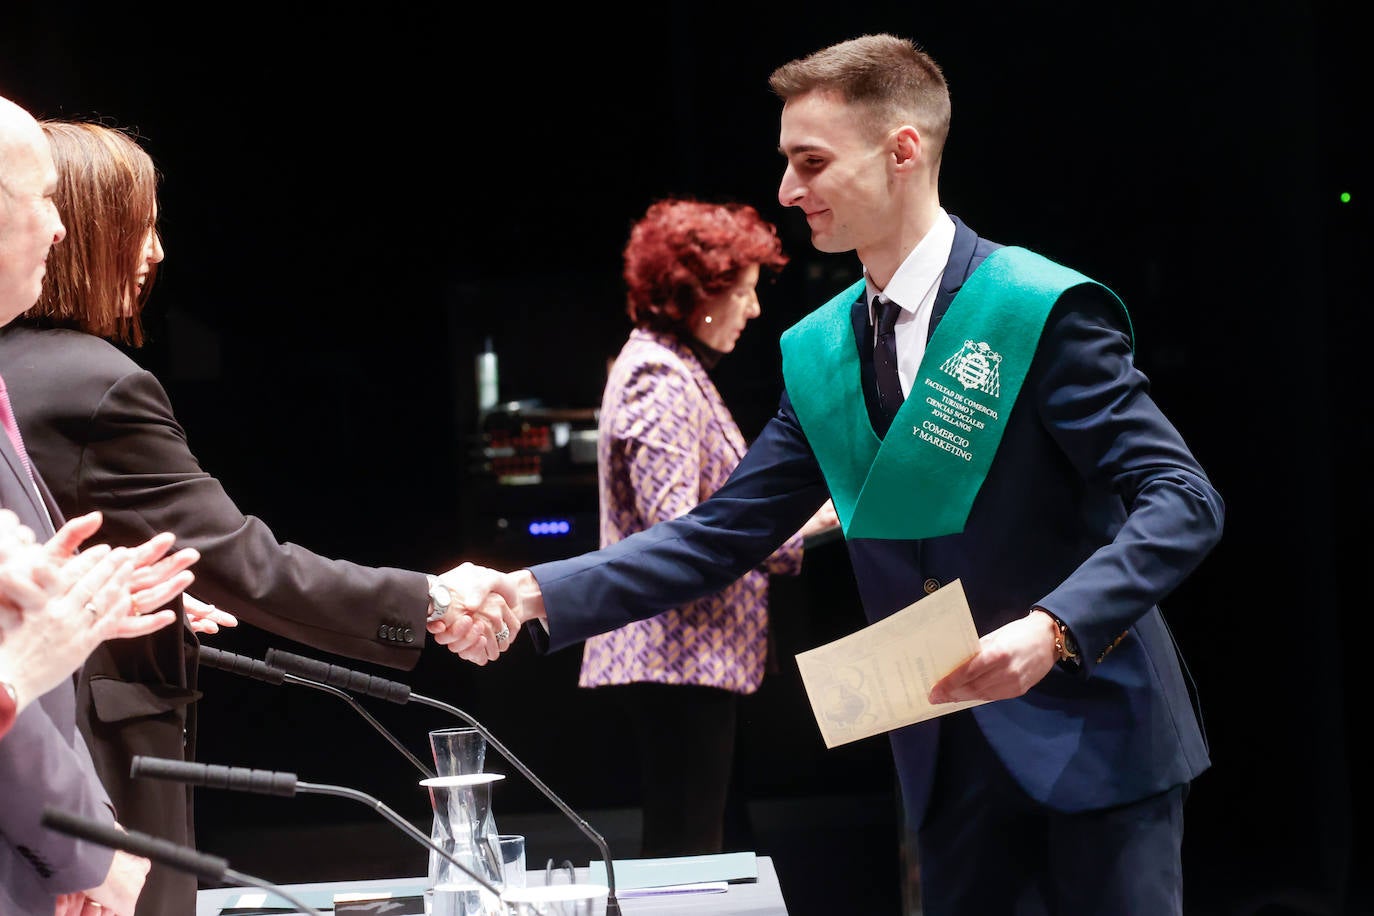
[0,509,198,721]
[182,594,238,634]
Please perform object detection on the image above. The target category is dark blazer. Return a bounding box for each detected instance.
[0,323,432,916]
[0,394,118,913]
[528,215,1224,829]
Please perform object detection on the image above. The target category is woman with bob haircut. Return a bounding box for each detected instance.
[0,120,496,916]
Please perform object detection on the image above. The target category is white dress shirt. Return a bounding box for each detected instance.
[863,208,957,397]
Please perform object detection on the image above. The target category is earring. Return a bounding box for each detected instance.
[703,315,713,324]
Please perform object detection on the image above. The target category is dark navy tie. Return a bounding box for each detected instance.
[873,296,903,435]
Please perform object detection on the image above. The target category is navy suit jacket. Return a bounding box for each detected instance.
[530,216,1224,829]
[0,404,117,912]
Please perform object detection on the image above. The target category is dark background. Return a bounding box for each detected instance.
[2,2,1368,914]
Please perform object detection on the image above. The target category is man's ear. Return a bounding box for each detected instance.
[891,125,922,170]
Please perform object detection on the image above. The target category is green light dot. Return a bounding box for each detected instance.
[1340,192,1352,203]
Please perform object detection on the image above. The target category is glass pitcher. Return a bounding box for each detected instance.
[426,772,506,916]
[426,727,504,915]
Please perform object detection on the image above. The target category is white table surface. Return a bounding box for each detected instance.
[196,854,789,915]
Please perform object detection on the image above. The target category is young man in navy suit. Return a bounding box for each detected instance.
[434,34,1224,914]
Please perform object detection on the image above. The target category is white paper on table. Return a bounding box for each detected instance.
[618,882,728,897]
[795,578,989,748]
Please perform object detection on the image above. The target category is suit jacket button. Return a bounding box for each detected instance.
[923,578,941,594]
[378,624,390,639]
[403,627,414,643]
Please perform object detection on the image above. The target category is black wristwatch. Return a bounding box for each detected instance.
[426,575,453,623]
[1037,606,1080,665]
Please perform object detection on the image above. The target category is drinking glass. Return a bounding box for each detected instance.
[492,834,527,891]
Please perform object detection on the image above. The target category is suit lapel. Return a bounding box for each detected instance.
[0,431,56,537]
[683,353,748,463]
[926,214,984,343]
[643,330,749,463]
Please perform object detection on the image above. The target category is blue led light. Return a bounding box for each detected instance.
[528,519,572,537]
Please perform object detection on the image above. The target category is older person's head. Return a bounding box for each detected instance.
[0,96,66,326]
[622,198,787,354]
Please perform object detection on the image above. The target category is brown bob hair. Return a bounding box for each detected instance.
[28,121,160,346]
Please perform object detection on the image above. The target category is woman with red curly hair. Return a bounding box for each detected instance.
[578,197,837,857]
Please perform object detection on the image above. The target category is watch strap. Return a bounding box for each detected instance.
[1034,606,1080,664]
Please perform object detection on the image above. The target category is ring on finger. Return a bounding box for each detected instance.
[495,625,511,643]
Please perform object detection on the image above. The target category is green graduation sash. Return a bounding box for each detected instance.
[780,246,1130,540]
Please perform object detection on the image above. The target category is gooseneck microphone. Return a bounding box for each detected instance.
[40,806,324,916]
[198,645,434,778]
[264,647,623,915]
[129,755,503,898]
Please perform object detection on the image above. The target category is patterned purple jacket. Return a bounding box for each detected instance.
[578,329,804,694]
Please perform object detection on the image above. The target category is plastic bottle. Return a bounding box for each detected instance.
[476,337,499,414]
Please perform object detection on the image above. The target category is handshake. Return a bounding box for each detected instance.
[422,564,545,666]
